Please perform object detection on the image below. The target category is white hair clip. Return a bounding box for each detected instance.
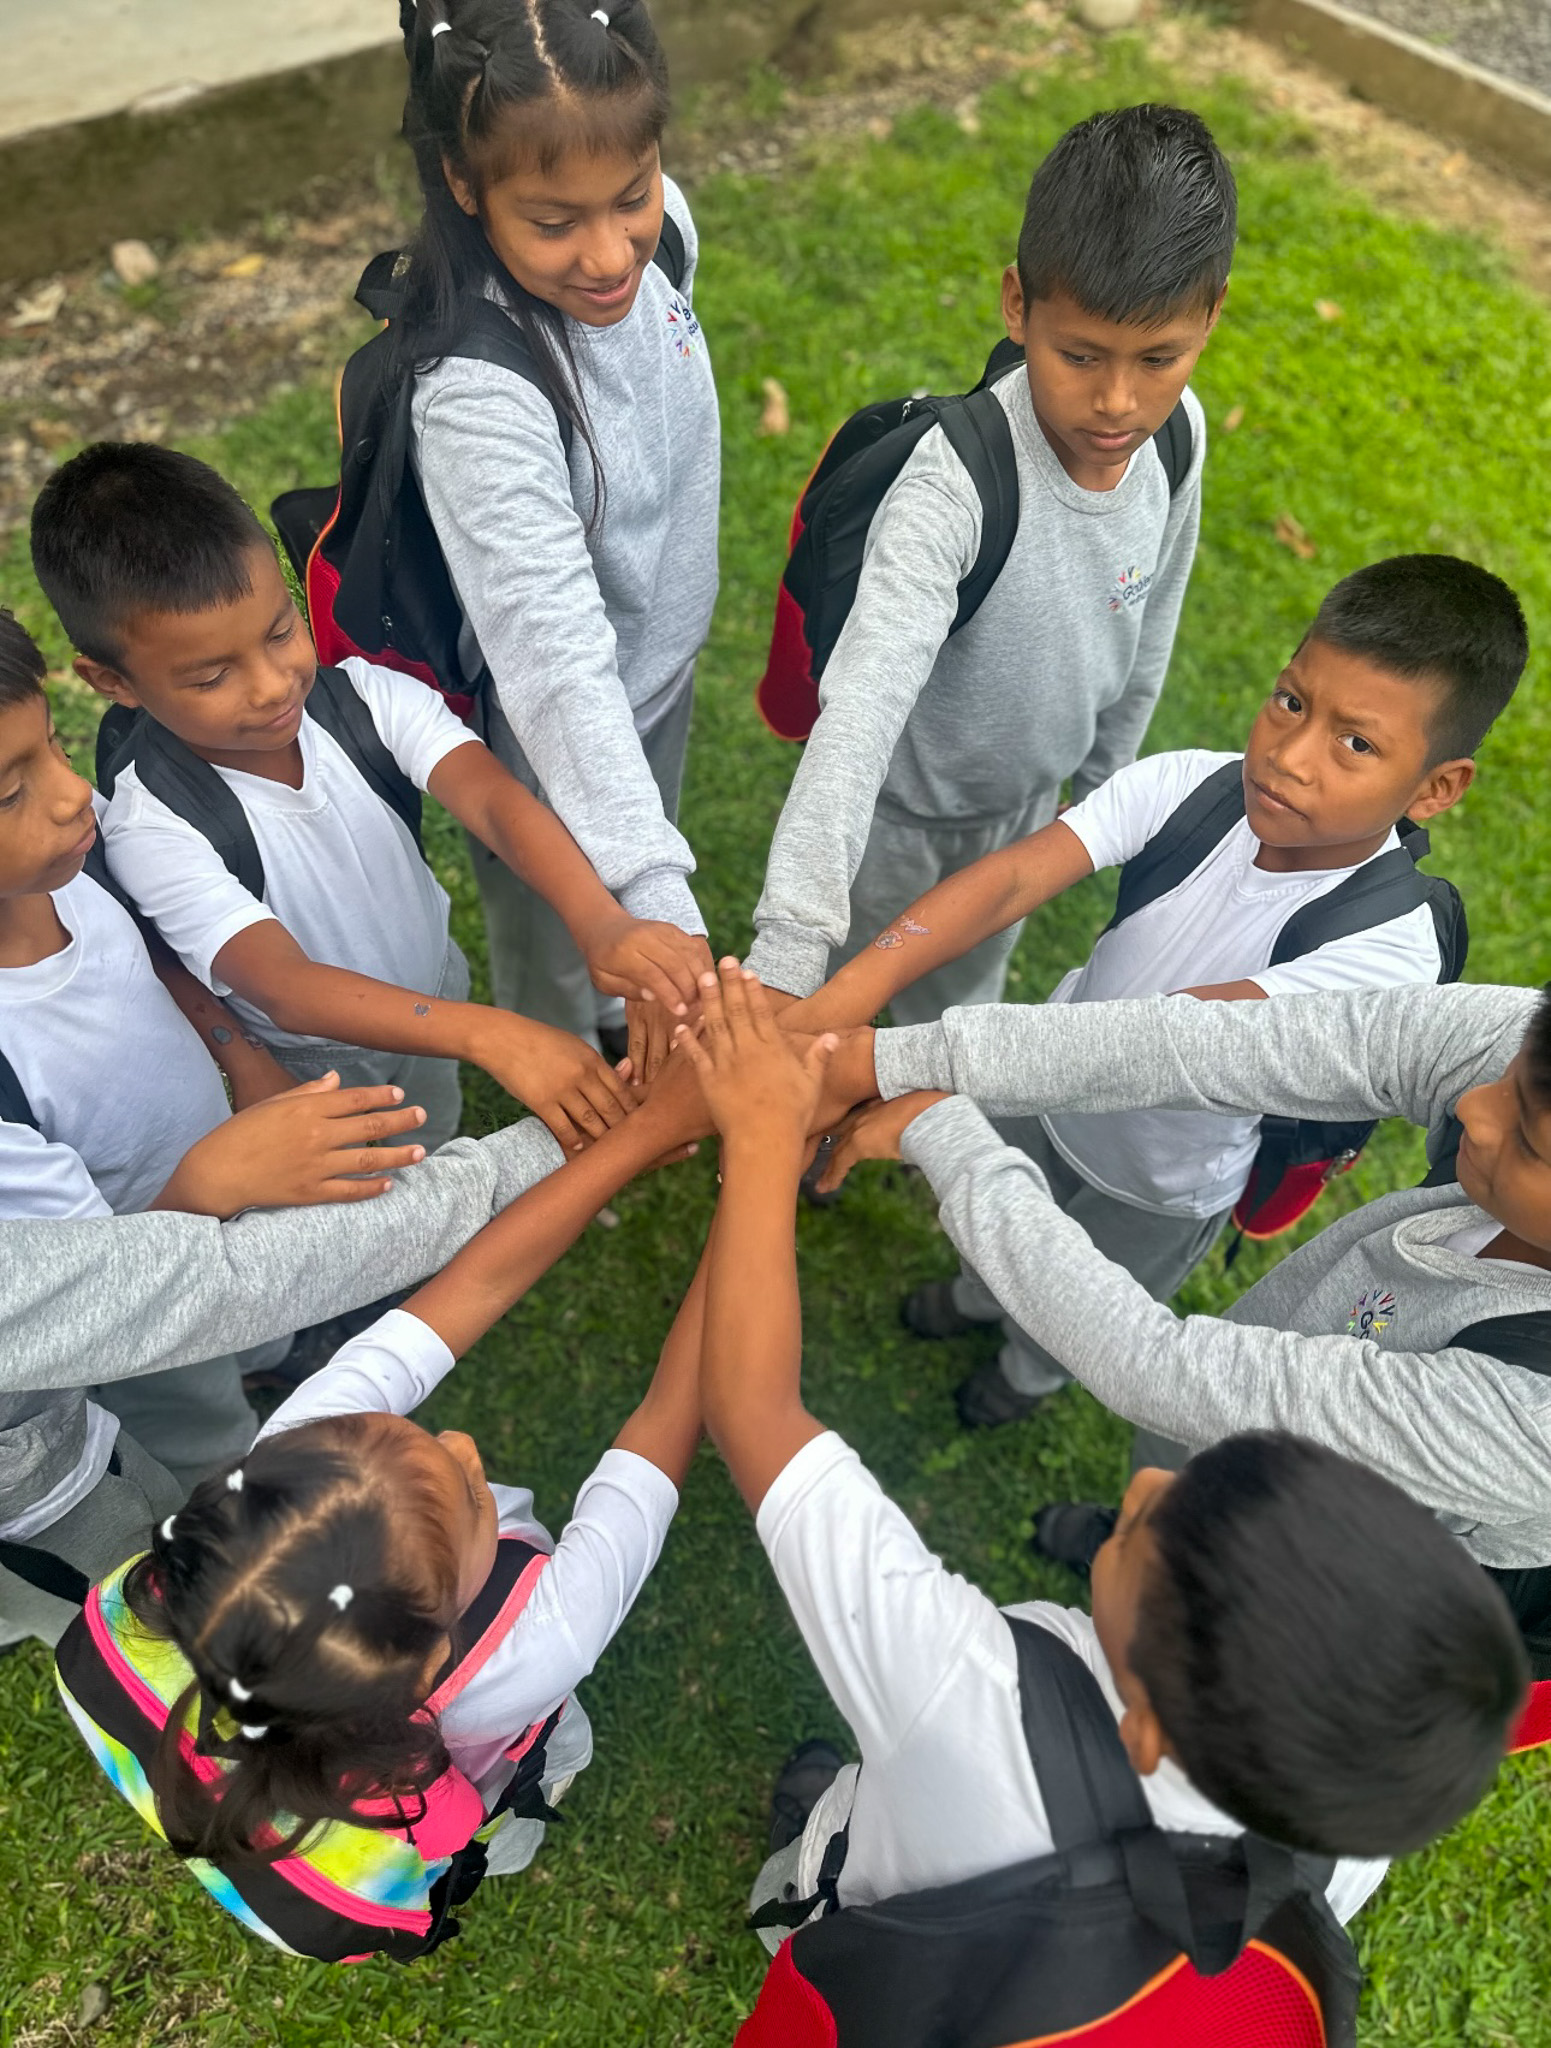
[591,8,611,22]
[329,1584,354,1611]
[431,17,452,32]
[239,1723,270,1741]
[228,1676,253,1703]
[160,1516,177,1542]
[226,1468,244,1493]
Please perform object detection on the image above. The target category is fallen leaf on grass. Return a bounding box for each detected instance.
[1273,512,1317,560]
[595,1205,621,1230]
[110,238,159,286]
[220,253,266,279]
[11,280,66,328]
[757,377,790,437]
[1440,150,1468,178]
[1314,299,1343,322]
[1223,403,1245,432]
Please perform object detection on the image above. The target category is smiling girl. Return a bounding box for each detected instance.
[397,0,718,1063]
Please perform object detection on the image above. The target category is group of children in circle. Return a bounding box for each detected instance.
[3,0,1547,2034]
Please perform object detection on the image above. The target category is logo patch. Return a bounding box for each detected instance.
[1106,564,1153,614]
[666,292,701,360]
[1346,1287,1397,1339]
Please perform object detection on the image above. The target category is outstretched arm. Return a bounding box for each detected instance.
[781,818,1092,1036]
[683,961,836,1511]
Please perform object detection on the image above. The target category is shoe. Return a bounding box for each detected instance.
[1029,1501,1120,1574]
[901,1279,987,1339]
[953,1358,1044,1429]
[768,1738,846,1854]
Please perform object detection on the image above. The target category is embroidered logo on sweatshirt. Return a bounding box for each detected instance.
[1106,565,1153,614]
[1346,1287,1397,1339]
[666,293,701,360]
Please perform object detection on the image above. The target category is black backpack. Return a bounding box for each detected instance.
[94,664,423,902]
[270,224,688,723]
[754,335,1194,741]
[1104,758,1468,1243]
[739,1615,1360,2048]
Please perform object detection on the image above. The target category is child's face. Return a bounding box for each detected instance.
[76,545,317,766]
[1455,1048,1551,1255]
[1241,637,1473,867]
[1089,1465,1176,1778]
[446,138,665,329]
[0,693,98,898]
[388,1417,503,1624]
[1003,276,1220,491]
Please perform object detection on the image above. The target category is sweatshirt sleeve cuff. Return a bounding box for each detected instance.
[617,867,707,935]
[873,1022,954,1099]
[899,1093,1043,1194]
[745,925,833,1000]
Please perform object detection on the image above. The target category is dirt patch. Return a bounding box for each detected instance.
[3,0,1549,537]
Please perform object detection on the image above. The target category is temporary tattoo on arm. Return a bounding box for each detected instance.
[210,1026,233,1045]
[898,916,931,937]
[414,1002,431,1017]
[873,931,903,950]
[872,915,931,953]
[242,1034,266,1054]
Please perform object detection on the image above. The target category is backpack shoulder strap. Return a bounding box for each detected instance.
[0,1045,35,1131]
[1105,759,1246,935]
[95,706,265,901]
[1268,841,1430,969]
[936,387,1021,635]
[306,666,424,852]
[425,1535,549,1716]
[1151,398,1194,497]
[653,213,688,293]
[1447,1311,1551,1374]
[1005,1615,1153,1855]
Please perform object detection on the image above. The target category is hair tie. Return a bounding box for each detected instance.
[431,17,452,33]
[329,1584,354,1611]
[239,1723,270,1741]
[227,1676,253,1703]
[159,1516,177,1542]
[226,1468,244,1493]
[591,8,611,22]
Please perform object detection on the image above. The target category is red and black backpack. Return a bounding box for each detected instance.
[270,224,687,726]
[1104,758,1469,1244]
[755,335,1193,744]
[740,1615,1364,2048]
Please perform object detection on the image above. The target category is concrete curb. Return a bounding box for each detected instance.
[1235,0,1551,190]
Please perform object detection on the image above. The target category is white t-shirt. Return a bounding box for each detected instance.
[256,1309,679,1807]
[758,1432,1387,1925]
[0,864,231,1219]
[100,658,477,1057]
[1043,750,1444,1217]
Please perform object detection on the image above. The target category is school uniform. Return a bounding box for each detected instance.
[101,657,478,1153]
[872,982,1551,1567]
[0,864,256,1643]
[258,1308,681,1871]
[748,1431,1384,1941]
[950,750,1445,1402]
[746,372,1206,1021]
[411,176,719,1043]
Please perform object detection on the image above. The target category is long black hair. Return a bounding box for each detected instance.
[395,0,672,515]
[124,1413,465,1866]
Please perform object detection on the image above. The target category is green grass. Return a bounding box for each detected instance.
[4,36,1551,2047]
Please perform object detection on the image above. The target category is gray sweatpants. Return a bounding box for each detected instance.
[835,790,1057,1026]
[954,1119,1227,1469]
[468,681,696,1046]
[273,938,470,1156]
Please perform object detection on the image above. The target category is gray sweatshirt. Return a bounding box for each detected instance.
[411,177,720,933]
[877,984,1551,1567]
[747,372,1206,996]
[0,1119,564,1520]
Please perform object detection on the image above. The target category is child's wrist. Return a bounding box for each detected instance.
[719,1122,808,1172]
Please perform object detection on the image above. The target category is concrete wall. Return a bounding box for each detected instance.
[0,0,951,283]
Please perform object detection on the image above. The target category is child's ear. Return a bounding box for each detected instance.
[73,656,140,710]
[1117,1695,1169,1779]
[442,156,480,220]
[1406,757,1476,824]
[1001,265,1028,347]
[1202,282,1228,339]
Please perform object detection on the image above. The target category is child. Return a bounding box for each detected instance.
[397,0,718,1056]
[54,1056,708,1958]
[792,554,1526,1428]
[0,609,434,1646]
[746,105,1235,1023]
[818,975,1551,1668]
[679,963,1524,2017]
[30,443,707,1155]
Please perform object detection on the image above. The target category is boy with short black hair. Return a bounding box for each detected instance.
[748,104,1236,1021]
[29,444,709,1154]
[790,553,1527,1428]
[678,964,1524,2025]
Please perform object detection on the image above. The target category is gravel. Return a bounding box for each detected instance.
[1332,0,1551,101]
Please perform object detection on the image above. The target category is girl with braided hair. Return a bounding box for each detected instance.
[396,0,719,1074]
[53,1067,710,1958]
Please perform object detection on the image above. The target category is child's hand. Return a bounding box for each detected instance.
[475,1011,636,1152]
[679,959,837,1154]
[151,1074,430,1218]
[581,914,713,1018]
[814,1090,949,1194]
[626,991,693,1088]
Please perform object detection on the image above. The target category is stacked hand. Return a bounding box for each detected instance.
[580,915,715,1085]
[474,1011,637,1152]
[677,960,838,1154]
[812,1089,949,1194]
